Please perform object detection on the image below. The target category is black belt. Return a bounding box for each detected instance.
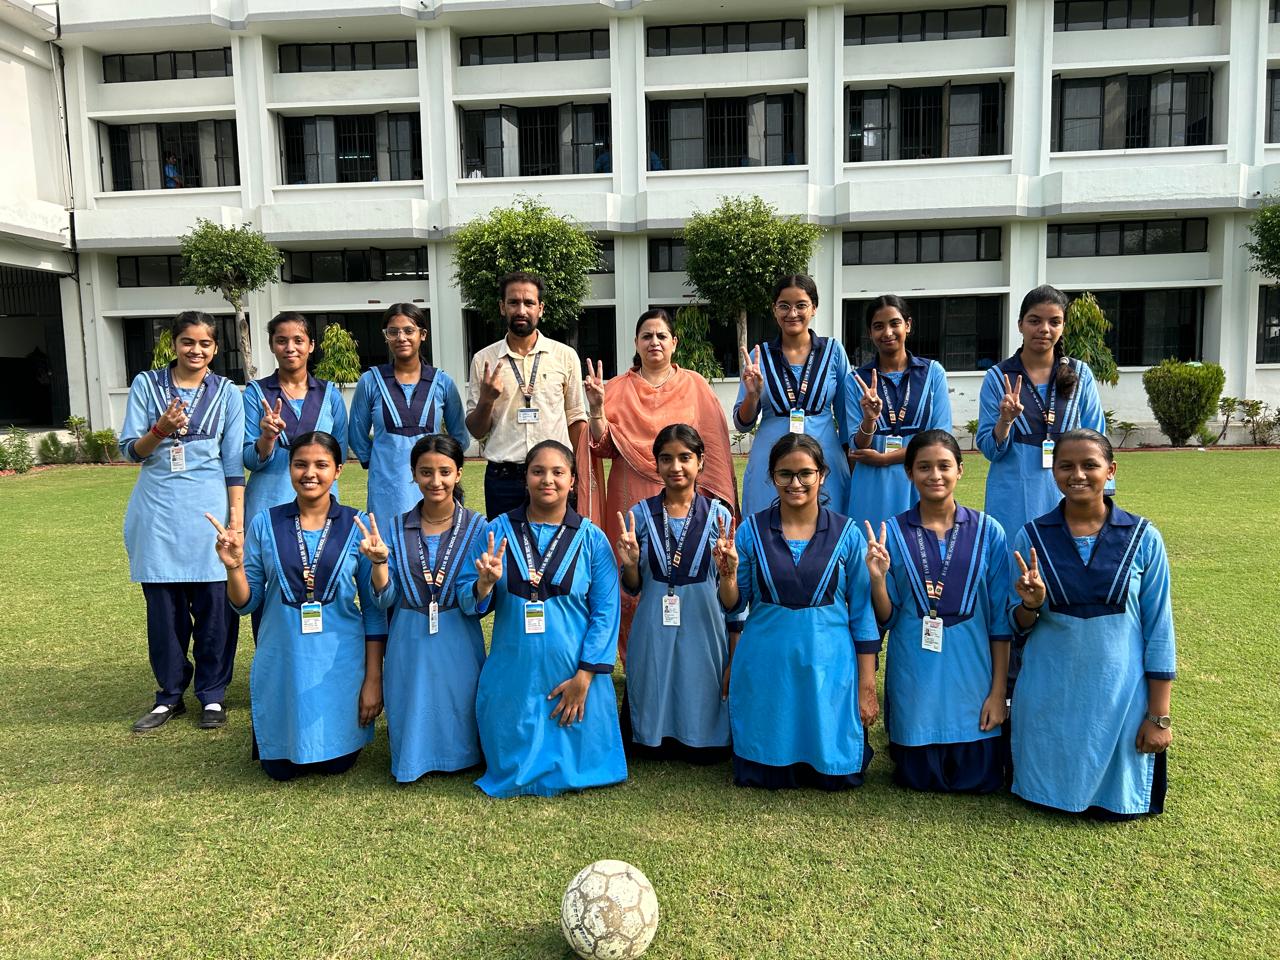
[487,461,525,475]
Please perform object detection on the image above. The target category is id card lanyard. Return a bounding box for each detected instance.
[295,516,334,634]
[417,507,462,635]
[1021,364,1059,467]
[778,342,819,433]
[913,522,959,653]
[520,521,568,633]
[508,352,542,423]
[164,370,207,472]
[660,503,694,627]
[877,369,912,451]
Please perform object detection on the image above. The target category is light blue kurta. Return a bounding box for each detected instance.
[728,506,881,775]
[843,356,952,530]
[242,373,349,523]
[374,504,488,782]
[121,366,245,583]
[1010,502,1176,816]
[734,334,851,516]
[232,499,388,765]
[881,505,1011,747]
[976,354,1106,551]
[348,364,469,525]
[623,494,745,749]
[457,509,626,798]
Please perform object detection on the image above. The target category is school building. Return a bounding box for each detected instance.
[2,0,1279,437]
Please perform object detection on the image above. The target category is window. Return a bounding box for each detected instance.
[281,113,422,184]
[1054,0,1213,30]
[843,296,1003,370]
[1050,71,1212,150]
[590,238,615,274]
[648,304,770,375]
[459,30,608,65]
[308,312,429,369]
[648,93,805,170]
[646,20,804,55]
[576,308,619,378]
[1270,70,1280,142]
[845,7,1006,44]
[847,82,1004,161]
[648,238,687,272]
[123,315,245,383]
[103,48,232,83]
[99,120,239,192]
[1047,219,1208,257]
[282,248,429,283]
[1067,289,1203,365]
[842,228,1000,264]
[459,103,610,177]
[278,41,416,73]
[1259,286,1280,362]
[117,255,186,287]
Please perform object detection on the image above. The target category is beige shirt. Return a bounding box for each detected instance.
[466,331,588,463]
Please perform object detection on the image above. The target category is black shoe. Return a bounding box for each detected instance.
[132,701,186,732]
[198,705,228,729]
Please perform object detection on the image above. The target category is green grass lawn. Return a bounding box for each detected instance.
[1,451,1277,958]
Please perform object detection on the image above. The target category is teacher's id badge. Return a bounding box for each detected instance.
[300,601,324,634]
[788,409,805,434]
[428,601,439,635]
[921,615,944,653]
[168,442,186,473]
[524,600,546,634]
[662,593,681,627]
[1041,438,1056,470]
[517,406,540,424]
[884,435,904,452]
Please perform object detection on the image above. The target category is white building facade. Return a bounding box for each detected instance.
[4,0,1280,436]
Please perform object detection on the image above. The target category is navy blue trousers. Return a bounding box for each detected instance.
[890,738,1003,794]
[259,750,361,782]
[483,462,527,520]
[733,732,874,792]
[141,582,238,707]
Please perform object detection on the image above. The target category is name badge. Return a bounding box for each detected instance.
[300,601,324,634]
[1041,439,1056,470]
[517,407,540,424]
[524,600,546,634]
[921,615,943,652]
[884,435,903,453]
[168,443,186,473]
[662,593,681,627]
[428,600,439,635]
[788,409,805,434]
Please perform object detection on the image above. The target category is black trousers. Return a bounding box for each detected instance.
[483,461,527,519]
[141,582,238,707]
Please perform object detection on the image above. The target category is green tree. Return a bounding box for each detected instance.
[314,323,362,388]
[1063,292,1119,386]
[151,328,175,369]
[681,195,823,354]
[179,218,284,380]
[672,304,723,380]
[1141,359,1225,447]
[452,197,599,349]
[1244,194,1280,281]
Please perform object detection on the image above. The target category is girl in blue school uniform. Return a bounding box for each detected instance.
[456,439,626,798]
[1009,429,1175,820]
[615,424,743,764]
[121,311,245,733]
[360,434,488,783]
[865,430,1011,794]
[843,295,953,530]
[242,312,348,525]
[212,430,388,781]
[349,303,469,525]
[715,433,881,791]
[734,275,852,516]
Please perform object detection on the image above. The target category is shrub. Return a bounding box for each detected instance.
[1194,425,1217,448]
[1063,293,1119,386]
[965,418,980,451]
[151,328,175,369]
[1115,421,1139,448]
[85,430,121,463]
[1141,360,1225,447]
[314,323,362,388]
[1240,400,1276,446]
[3,427,35,473]
[37,433,74,465]
[672,304,723,381]
[1216,396,1239,443]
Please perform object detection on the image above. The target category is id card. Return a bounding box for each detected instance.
[788,409,805,434]
[168,443,186,473]
[921,615,943,652]
[301,601,324,634]
[1041,439,1055,470]
[517,406,540,424]
[884,435,903,452]
[662,593,681,627]
[428,601,439,635]
[524,600,546,634]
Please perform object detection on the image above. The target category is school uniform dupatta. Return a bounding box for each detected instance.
[372,362,439,437]
[757,334,842,419]
[138,364,230,442]
[635,493,716,587]
[265,497,362,608]
[995,350,1087,445]
[747,504,849,610]
[256,371,328,448]
[854,354,937,439]
[885,505,996,628]
[385,506,486,611]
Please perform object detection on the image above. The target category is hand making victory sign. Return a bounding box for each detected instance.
[353,513,389,564]
[712,515,738,578]
[999,373,1025,425]
[863,521,890,580]
[1014,547,1046,609]
[205,513,244,569]
[156,396,188,436]
[615,510,640,569]
[852,369,884,423]
[473,530,508,600]
[477,361,504,406]
[583,358,607,414]
[739,346,764,399]
[259,397,286,440]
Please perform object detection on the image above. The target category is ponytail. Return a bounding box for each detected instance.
[1052,339,1078,399]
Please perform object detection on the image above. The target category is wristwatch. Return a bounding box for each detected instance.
[1147,714,1172,729]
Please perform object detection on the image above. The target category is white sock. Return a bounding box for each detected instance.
[150,705,171,714]
[204,702,223,712]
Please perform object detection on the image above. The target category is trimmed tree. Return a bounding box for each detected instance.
[452,197,599,349]
[1141,359,1225,446]
[681,195,823,354]
[179,218,284,380]
[314,323,362,389]
[1063,292,1119,387]
[672,304,723,380]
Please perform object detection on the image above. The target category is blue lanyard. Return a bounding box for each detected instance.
[775,341,820,410]
[520,522,568,601]
[163,369,208,438]
[416,508,463,604]
[877,370,912,430]
[295,516,334,602]
[661,504,694,596]
[913,523,959,618]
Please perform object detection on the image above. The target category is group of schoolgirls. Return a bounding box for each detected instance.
[121,283,1175,822]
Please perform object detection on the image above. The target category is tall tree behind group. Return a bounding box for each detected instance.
[681,195,823,355]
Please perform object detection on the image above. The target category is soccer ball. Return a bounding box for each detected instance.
[560,859,659,959]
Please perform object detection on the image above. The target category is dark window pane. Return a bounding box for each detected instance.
[480,35,515,64]
[1059,223,1097,257]
[592,30,609,58]
[536,34,557,61]
[948,7,984,38]
[1145,220,1181,253]
[924,11,946,39]
[986,5,1008,35]
[1191,0,1213,24]
[383,248,428,280]
[353,43,374,69]
[333,44,353,70]
[1047,227,1060,258]
[279,45,300,73]
[647,27,668,56]
[460,38,480,66]
[726,23,748,52]
[1098,222,1122,255]
[195,48,225,77]
[288,252,311,282]
[920,231,941,262]
[783,20,805,49]
[1152,0,1190,26]
[103,55,123,83]
[900,13,923,41]
[1105,0,1129,27]
[1130,0,1153,26]
[1259,286,1280,362]
[374,41,410,69]
[174,50,195,79]
[747,21,783,51]
[1184,218,1207,251]
[515,34,536,63]
[861,232,895,264]
[669,26,703,55]
[864,14,899,43]
[118,257,138,286]
[154,53,174,80]
[1122,222,1145,255]
[942,229,978,261]
[845,16,863,45]
[1067,0,1105,29]
[138,256,171,286]
[558,31,591,60]
[300,45,331,72]
[311,252,344,283]
[122,54,155,82]
[897,233,919,263]
[341,249,368,282]
[704,24,726,54]
[978,227,1001,260]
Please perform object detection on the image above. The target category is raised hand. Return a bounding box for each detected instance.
[155,396,187,436]
[475,530,507,590]
[353,513,389,564]
[615,510,640,569]
[711,515,738,578]
[478,361,504,405]
[853,369,883,423]
[863,520,890,580]
[999,373,1025,425]
[739,345,764,399]
[259,397,286,439]
[205,512,244,569]
[1014,548,1046,609]
[584,358,607,415]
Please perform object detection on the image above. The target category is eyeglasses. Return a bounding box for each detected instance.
[771,469,821,487]
[774,302,813,315]
[384,326,420,341]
